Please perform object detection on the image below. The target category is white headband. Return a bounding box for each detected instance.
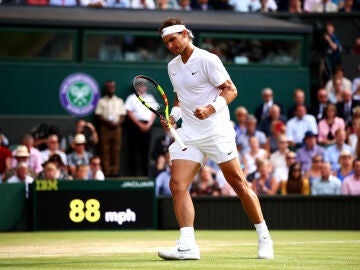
[161,25,193,38]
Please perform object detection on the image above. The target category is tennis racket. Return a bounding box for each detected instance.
[132,75,187,151]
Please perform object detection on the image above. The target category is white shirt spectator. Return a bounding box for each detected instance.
[286,114,318,145]
[228,0,277,12]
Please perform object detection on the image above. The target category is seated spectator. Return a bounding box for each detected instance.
[310,88,331,122]
[311,161,342,195]
[258,104,287,138]
[339,0,355,11]
[7,162,34,184]
[304,154,323,186]
[88,155,105,181]
[273,150,297,183]
[286,105,318,149]
[280,162,310,195]
[296,131,325,173]
[342,158,360,195]
[12,134,43,176]
[266,119,286,153]
[325,65,352,99]
[254,87,283,123]
[0,134,11,183]
[324,128,353,171]
[236,114,267,156]
[336,89,360,127]
[348,117,360,155]
[38,161,60,181]
[317,104,345,147]
[252,159,278,195]
[269,134,289,183]
[215,169,237,196]
[155,162,172,196]
[67,134,93,177]
[66,119,99,154]
[40,134,67,165]
[234,106,248,139]
[288,0,303,12]
[38,154,71,180]
[190,165,221,196]
[242,136,269,176]
[75,164,89,180]
[150,130,172,177]
[328,75,345,104]
[4,145,37,181]
[332,150,354,182]
[311,0,338,12]
[287,88,307,120]
[179,0,192,10]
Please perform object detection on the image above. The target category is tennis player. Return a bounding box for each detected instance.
[157,18,274,260]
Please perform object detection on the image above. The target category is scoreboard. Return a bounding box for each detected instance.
[32,180,156,230]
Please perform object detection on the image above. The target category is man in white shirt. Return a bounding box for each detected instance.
[40,134,67,166]
[157,17,273,261]
[125,82,156,176]
[286,105,318,149]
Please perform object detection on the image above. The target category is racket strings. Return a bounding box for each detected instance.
[133,79,166,114]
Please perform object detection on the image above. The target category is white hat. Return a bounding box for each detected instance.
[74,133,86,144]
[15,145,30,158]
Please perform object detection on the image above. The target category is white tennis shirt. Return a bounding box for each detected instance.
[168,46,232,141]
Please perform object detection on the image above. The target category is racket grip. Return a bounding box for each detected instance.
[169,127,187,151]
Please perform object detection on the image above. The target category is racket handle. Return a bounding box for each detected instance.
[169,127,187,151]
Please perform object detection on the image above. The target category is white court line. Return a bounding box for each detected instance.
[209,240,360,247]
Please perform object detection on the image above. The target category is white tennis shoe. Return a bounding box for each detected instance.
[158,241,200,260]
[258,235,274,259]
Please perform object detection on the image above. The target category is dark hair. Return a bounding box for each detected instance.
[158,18,185,34]
[286,162,303,194]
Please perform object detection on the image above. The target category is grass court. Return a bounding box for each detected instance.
[0,230,359,269]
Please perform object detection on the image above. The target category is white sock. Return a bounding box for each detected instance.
[254,221,270,238]
[179,227,196,244]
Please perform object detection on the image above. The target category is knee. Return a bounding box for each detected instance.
[169,178,188,195]
[231,180,253,197]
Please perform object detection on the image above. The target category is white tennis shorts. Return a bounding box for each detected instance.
[169,132,238,164]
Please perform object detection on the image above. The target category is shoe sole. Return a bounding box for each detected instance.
[158,251,200,260]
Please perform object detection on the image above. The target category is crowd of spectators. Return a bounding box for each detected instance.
[2,0,360,12]
[1,63,360,197]
[154,63,360,196]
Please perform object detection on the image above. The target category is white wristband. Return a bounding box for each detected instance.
[170,106,181,122]
[211,96,227,112]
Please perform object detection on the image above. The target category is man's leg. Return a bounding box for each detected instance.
[158,159,201,260]
[219,158,274,259]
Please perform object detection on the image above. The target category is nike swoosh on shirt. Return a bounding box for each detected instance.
[191,71,198,75]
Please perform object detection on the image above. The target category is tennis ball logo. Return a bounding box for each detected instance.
[59,72,100,117]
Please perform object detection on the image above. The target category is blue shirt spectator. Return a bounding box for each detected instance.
[324,128,353,171]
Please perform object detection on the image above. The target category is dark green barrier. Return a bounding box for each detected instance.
[33,179,156,230]
[158,195,360,230]
[0,183,30,231]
